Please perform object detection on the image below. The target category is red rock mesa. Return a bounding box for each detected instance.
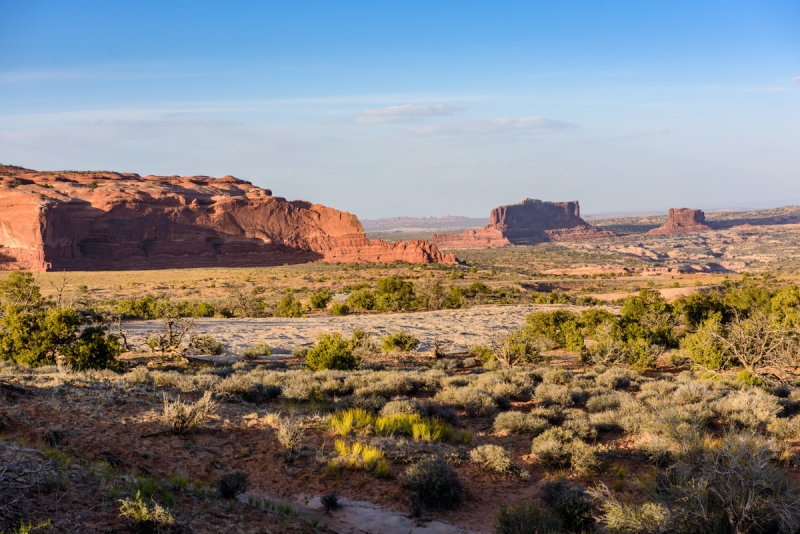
[432,198,615,248]
[647,208,712,235]
[0,165,454,271]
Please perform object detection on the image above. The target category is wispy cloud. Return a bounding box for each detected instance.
[0,95,486,127]
[791,76,800,84]
[410,116,575,137]
[355,104,465,124]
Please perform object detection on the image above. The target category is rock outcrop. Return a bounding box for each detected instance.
[0,165,455,271]
[432,198,615,248]
[647,208,711,235]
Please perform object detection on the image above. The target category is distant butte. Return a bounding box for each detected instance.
[647,208,712,235]
[0,165,455,271]
[432,198,616,248]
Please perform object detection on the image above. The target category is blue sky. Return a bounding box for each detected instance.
[1,1,798,218]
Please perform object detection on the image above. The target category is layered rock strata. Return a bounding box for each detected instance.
[647,208,712,235]
[0,165,454,271]
[432,198,615,248]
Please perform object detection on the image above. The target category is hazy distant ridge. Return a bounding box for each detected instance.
[361,215,489,232]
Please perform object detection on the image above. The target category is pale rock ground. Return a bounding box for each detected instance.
[124,303,614,357]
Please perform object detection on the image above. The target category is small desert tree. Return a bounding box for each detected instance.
[0,271,121,370]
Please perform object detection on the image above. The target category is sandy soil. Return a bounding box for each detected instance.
[123,304,613,355]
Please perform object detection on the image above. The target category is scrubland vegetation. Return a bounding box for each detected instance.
[4,228,800,533]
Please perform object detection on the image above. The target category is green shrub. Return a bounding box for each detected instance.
[539,479,594,533]
[595,433,800,534]
[162,391,216,435]
[562,410,598,441]
[531,428,598,475]
[61,325,122,371]
[681,316,727,370]
[714,388,781,429]
[736,369,763,386]
[275,293,304,317]
[347,288,376,310]
[448,285,466,308]
[596,368,631,389]
[189,334,224,355]
[469,444,518,476]
[276,416,304,458]
[218,471,248,499]
[495,502,562,534]
[493,411,549,435]
[330,303,350,316]
[590,485,670,534]
[415,279,448,310]
[768,416,800,439]
[495,329,540,367]
[380,398,421,417]
[242,341,272,360]
[305,333,360,370]
[375,276,415,311]
[586,392,622,413]
[310,287,333,309]
[0,291,121,370]
[534,383,574,407]
[620,289,676,346]
[402,457,462,513]
[118,491,175,532]
[435,386,496,416]
[381,331,420,352]
[524,310,581,350]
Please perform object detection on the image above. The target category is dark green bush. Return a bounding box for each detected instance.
[330,303,350,316]
[402,457,462,514]
[347,288,376,310]
[381,331,420,352]
[0,273,121,370]
[218,471,248,499]
[275,293,304,318]
[375,276,415,311]
[310,287,333,309]
[62,325,122,371]
[305,333,360,370]
[495,502,562,534]
[524,310,582,350]
[681,315,727,370]
[539,479,594,533]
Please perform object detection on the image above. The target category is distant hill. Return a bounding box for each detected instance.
[361,215,489,233]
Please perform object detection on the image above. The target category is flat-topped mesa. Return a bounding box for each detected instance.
[647,208,712,235]
[433,198,615,248]
[0,165,454,271]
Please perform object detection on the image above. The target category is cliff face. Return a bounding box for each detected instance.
[433,198,615,248]
[647,208,712,235]
[0,166,454,271]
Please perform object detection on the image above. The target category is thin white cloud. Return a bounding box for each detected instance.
[411,116,575,137]
[791,76,800,84]
[0,95,485,127]
[355,104,465,124]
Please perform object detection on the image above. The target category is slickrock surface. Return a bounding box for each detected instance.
[0,165,454,271]
[647,208,712,235]
[432,198,615,248]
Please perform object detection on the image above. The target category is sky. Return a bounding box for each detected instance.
[1,1,798,219]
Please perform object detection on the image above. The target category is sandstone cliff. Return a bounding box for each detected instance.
[432,198,615,248]
[647,208,712,235]
[0,165,454,271]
